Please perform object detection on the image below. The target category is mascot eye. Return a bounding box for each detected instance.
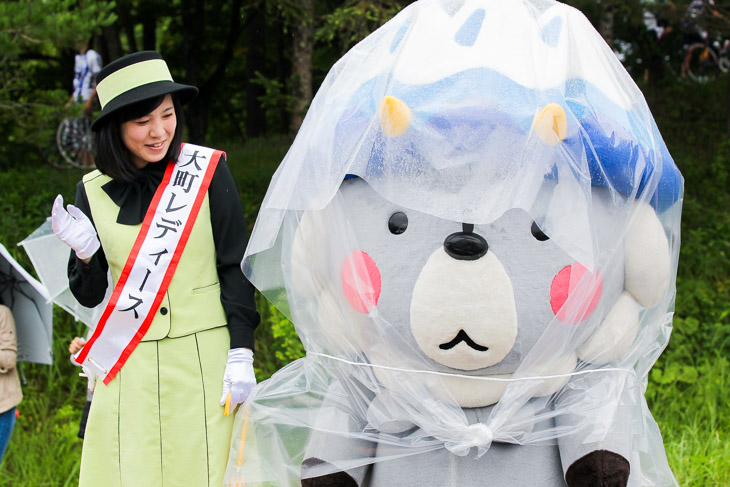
[531,221,549,241]
[388,212,408,235]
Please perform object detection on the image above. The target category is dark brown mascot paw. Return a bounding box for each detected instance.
[565,450,630,487]
[301,458,358,487]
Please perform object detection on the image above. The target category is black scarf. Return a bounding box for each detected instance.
[101,162,168,225]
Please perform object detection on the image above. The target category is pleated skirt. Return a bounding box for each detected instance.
[78,326,233,487]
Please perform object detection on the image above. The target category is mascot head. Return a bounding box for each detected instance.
[269,0,682,407]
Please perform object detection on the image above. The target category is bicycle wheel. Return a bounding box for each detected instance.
[56,116,95,168]
[685,43,720,83]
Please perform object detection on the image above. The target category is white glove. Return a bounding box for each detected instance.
[220,348,256,414]
[51,194,100,260]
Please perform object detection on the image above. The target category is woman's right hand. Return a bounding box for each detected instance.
[51,194,100,262]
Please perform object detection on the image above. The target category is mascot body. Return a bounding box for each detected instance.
[225,1,683,486]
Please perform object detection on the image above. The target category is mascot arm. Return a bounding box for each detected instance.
[578,201,670,364]
[302,391,422,486]
[300,383,374,487]
[301,459,365,487]
[555,378,635,487]
[301,434,371,487]
[564,450,631,487]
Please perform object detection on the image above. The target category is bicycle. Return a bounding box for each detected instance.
[38,112,96,169]
[56,115,95,168]
[683,38,730,83]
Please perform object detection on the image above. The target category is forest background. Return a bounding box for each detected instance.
[0,0,728,485]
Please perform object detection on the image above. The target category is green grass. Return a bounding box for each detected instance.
[649,353,730,486]
[665,425,730,486]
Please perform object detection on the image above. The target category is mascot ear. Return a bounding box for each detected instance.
[532,103,567,145]
[379,96,412,138]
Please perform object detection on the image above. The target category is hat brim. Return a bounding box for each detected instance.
[91,81,198,131]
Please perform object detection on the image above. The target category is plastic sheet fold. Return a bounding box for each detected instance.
[226,0,683,485]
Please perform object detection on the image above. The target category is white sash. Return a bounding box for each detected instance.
[74,143,222,385]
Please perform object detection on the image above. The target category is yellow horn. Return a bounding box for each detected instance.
[532,103,567,145]
[379,96,412,137]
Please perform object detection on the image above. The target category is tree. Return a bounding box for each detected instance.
[599,0,615,48]
[0,0,115,167]
[0,0,418,163]
[175,0,260,143]
[696,0,730,136]
[290,0,315,136]
[243,8,269,138]
[283,0,408,135]
[316,0,407,53]
[83,0,259,144]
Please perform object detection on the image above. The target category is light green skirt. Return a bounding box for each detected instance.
[79,326,233,487]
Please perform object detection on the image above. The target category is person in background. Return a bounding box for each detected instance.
[65,38,103,115]
[641,1,681,82]
[0,300,22,465]
[51,50,259,486]
[63,38,103,167]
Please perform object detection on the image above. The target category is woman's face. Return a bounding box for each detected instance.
[120,94,177,169]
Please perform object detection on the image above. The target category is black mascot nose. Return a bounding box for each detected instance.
[444,223,488,261]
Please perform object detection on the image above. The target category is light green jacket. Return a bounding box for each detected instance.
[83,170,227,340]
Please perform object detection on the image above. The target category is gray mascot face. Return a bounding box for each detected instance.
[332,177,625,406]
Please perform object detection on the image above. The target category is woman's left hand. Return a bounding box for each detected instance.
[220,348,256,415]
[69,336,86,354]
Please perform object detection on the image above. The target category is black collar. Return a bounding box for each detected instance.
[101,162,168,225]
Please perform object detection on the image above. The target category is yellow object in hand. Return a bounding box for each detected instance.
[225,392,232,417]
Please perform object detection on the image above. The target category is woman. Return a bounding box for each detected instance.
[51,51,260,486]
[0,300,22,465]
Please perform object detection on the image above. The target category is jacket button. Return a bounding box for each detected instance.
[160,307,168,315]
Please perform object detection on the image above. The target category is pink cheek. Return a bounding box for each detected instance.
[550,263,603,324]
[341,251,382,314]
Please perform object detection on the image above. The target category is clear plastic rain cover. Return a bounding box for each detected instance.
[225,0,683,485]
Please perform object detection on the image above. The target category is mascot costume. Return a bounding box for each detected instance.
[225,0,683,486]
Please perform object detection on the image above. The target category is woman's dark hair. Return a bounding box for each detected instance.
[93,94,185,182]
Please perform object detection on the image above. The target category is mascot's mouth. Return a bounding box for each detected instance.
[439,330,489,352]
